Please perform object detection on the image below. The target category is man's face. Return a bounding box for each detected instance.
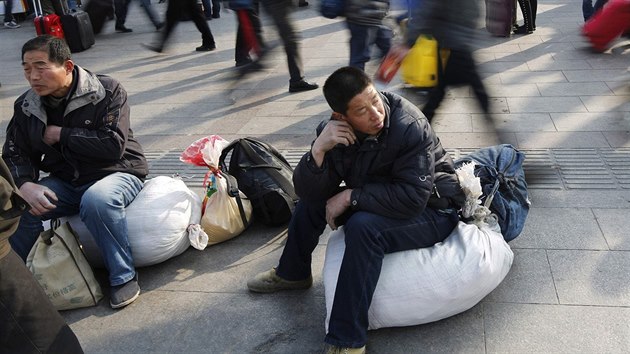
[22,50,73,97]
[340,84,386,136]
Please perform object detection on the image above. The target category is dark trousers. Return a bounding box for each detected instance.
[423,48,489,121]
[235,2,264,64]
[582,0,608,21]
[162,0,215,48]
[201,0,221,17]
[347,22,392,71]
[4,0,14,23]
[276,200,459,347]
[260,0,304,83]
[0,249,84,354]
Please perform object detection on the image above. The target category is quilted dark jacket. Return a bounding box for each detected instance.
[293,91,464,219]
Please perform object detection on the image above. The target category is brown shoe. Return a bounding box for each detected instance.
[247,268,312,293]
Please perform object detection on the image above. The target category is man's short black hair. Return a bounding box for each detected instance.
[323,66,373,115]
[21,35,71,66]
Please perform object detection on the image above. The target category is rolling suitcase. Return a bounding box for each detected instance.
[485,0,515,37]
[33,0,65,39]
[60,9,96,53]
[582,0,630,52]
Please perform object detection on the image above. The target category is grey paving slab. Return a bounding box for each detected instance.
[547,249,630,306]
[474,113,556,132]
[564,69,630,83]
[592,209,630,251]
[512,207,609,250]
[499,70,568,84]
[507,97,587,113]
[580,95,630,113]
[483,249,558,304]
[537,82,615,96]
[485,83,541,97]
[551,112,630,131]
[515,131,610,148]
[483,302,630,353]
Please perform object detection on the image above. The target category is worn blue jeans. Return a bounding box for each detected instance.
[347,22,392,71]
[276,200,459,348]
[9,172,143,286]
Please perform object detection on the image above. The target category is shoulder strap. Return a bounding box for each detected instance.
[220,170,249,229]
[238,139,298,201]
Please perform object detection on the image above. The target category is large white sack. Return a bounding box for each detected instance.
[65,176,202,267]
[323,219,514,331]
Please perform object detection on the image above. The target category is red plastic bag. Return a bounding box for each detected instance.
[180,135,229,168]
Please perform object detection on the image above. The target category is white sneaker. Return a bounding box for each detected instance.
[4,21,21,29]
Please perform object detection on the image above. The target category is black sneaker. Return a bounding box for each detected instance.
[110,274,140,309]
[196,44,216,52]
[289,80,319,93]
[115,25,133,33]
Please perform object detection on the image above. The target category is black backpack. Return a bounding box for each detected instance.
[219,138,299,226]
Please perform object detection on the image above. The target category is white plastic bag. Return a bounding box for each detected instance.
[66,176,205,267]
[181,135,252,245]
[323,209,514,331]
[201,172,252,245]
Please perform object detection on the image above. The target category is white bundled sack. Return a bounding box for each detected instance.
[66,175,206,267]
[323,207,514,330]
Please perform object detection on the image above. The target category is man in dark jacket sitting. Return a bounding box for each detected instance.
[247,66,464,353]
[3,35,149,309]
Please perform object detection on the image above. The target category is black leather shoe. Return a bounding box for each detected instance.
[289,80,319,93]
[196,44,216,52]
[513,25,533,35]
[115,25,133,33]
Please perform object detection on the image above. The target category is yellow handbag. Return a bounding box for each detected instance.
[26,220,103,310]
[401,35,449,88]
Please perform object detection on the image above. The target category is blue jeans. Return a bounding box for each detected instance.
[276,200,459,347]
[347,22,392,71]
[9,173,144,286]
[67,0,78,10]
[582,0,608,21]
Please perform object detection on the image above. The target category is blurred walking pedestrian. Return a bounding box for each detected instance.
[142,0,217,52]
[230,0,265,67]
[3,0,21,28]
[113,0,164,32]
[513,0,537,34]
[403,0,489,122]
[258,0,318,92]
[202,0,221,18]
[345,0,391,71]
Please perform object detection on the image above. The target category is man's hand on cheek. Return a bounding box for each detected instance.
[311,120,357,167]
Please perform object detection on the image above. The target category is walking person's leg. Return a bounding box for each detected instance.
[186,0,216,50]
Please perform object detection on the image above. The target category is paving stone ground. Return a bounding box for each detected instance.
[0,0,629,353]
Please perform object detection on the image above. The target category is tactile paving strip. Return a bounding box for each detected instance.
[146,148,630,190]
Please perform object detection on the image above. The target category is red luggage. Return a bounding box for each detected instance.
[33,0,65,39]
[583,0,630,52]
[485,0,515,37]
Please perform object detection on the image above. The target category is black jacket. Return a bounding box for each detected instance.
[293,91,463,220]
[2,66,148,188]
